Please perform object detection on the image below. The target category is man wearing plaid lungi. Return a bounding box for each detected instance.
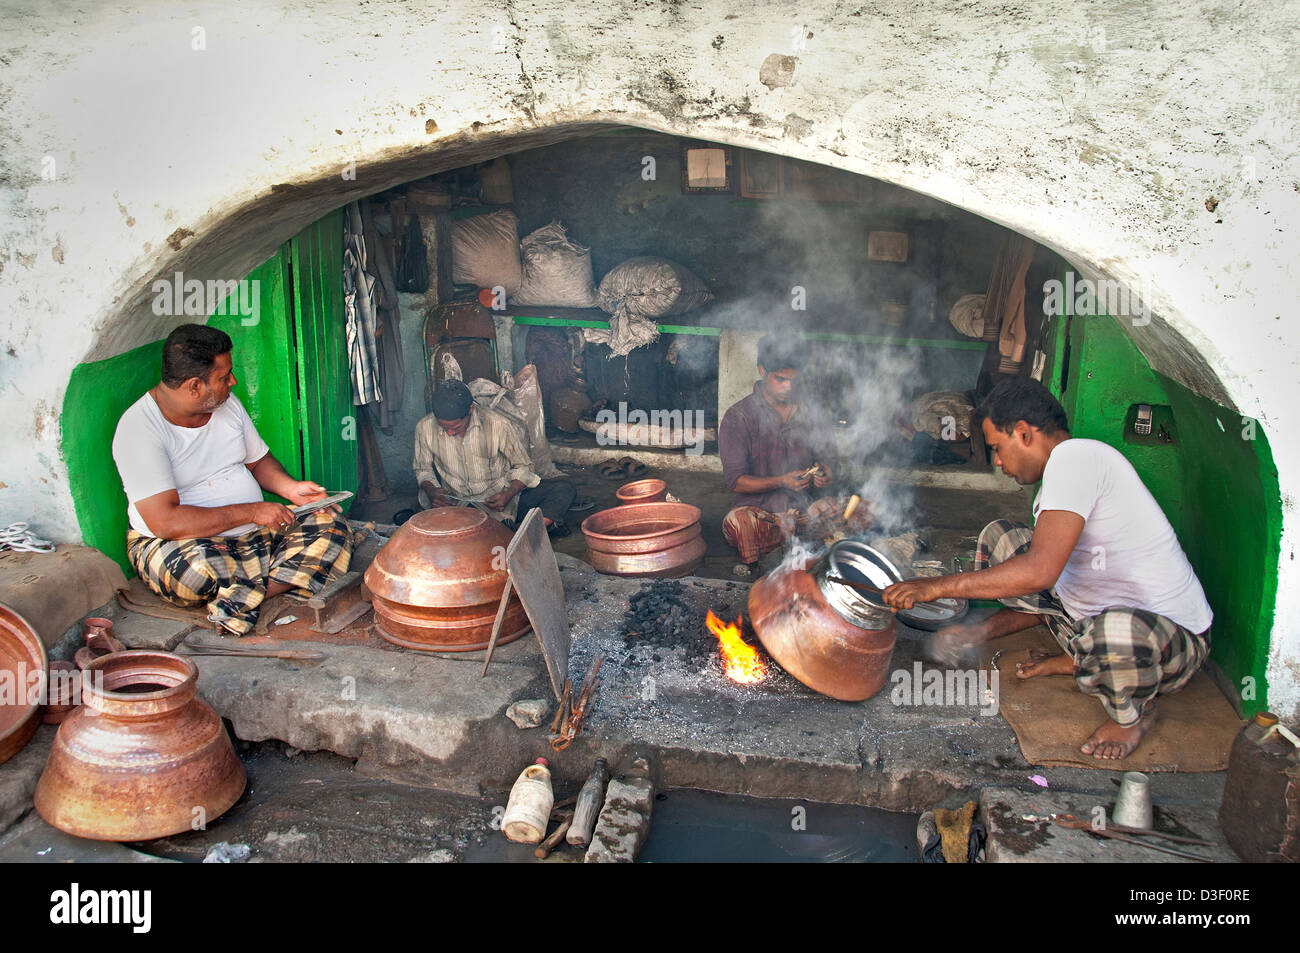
[112,325,354,636]
[884,378,1212,761]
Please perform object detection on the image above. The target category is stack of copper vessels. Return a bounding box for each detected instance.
[581,501,706,578]
[364,507,531,651]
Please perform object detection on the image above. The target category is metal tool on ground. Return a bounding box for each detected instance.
[553,653,603,752]
[1053,814,1213,861]
[534,811,573,858]
[181,636,327,661]
[567,757,610,847]
[550,679,572,734]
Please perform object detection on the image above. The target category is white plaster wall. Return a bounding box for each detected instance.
[0,0,1297,713]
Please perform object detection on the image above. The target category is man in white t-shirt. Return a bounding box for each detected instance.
[111,324,354,636]
[883,377,1212,761]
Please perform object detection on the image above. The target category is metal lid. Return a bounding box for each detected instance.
[815,540,900,629]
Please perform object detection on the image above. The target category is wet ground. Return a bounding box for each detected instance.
[0,741,918,863]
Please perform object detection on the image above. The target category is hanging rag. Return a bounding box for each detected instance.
[361,199,405,430]
[344,201,384,407]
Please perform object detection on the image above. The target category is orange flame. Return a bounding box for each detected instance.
[706,610,767,684]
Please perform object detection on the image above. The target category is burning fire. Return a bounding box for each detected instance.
[705,610,767,684]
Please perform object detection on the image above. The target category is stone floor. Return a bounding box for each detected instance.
[0,458,1243,862]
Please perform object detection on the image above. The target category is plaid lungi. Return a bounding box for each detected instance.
[976,519,1210,726]
[723,497,847,565]
[127,510,354,636]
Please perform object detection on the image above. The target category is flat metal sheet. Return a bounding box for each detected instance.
[505,508,570,701]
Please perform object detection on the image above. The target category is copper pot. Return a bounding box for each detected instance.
[364,507,530,652]
[34,650,246,840]
[581,502,705,577]
[748,561,896,702]
[0,602,46,765]
[616,478,668,505]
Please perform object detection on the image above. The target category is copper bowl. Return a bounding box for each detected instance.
[34,650,247,841]
[364,507,530,652]
[0,603,46,765]
[616,478,668,505]
[748,561,897,702]
[581,502,705,577]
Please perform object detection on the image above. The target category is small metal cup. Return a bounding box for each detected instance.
[1112,771,1153,830]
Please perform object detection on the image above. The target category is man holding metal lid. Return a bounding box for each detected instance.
[414,379,580,538]
[111,324,354,637]
[883,377,1213,761]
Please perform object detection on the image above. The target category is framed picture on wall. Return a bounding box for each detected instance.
[739,150,784,199]
[680,141,734,194]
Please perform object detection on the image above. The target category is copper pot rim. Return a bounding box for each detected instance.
[581,502,702,541]
[81,650,197,716]
[402,507,493,538]
[615,478,668,503]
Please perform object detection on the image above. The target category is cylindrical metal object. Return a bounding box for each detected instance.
[0,603,46,765]
[1112,771,1154,830]
[364,508,530,652]
[34,650,246,841]
[748,560,897,702]
[581,502,705,578]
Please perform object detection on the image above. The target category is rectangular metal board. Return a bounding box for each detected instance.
[505,508,571,701]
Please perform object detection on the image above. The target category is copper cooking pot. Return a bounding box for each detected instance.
[34,650,246,841]
[364,507,530,652]
[748,559,897,702]
[0,603,46,765]
[615,478,668,505]
[581,502,706,577]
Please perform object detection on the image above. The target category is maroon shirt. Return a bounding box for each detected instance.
[719,381,822,512]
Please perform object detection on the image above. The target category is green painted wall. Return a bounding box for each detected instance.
[62,213,356,575]
[1043,278,1281,715]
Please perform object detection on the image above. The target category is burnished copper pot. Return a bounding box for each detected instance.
[0,603,45,765]
[581,502,706,578]
[748,561,897,702]
[364,508,530,652]
[34,650,246,841]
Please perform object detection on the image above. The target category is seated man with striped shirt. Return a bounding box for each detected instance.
[413,380,578,537]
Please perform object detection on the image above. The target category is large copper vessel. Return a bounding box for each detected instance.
[581,502,706,577]
[34,650,246,840]
[0,603,46,765]
[748,560,897,702]
[364,508,530,652]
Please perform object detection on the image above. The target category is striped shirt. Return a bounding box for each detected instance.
[413,403,540,521]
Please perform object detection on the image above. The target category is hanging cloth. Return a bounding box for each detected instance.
[343,201,384,407]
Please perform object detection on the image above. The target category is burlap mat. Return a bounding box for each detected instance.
[990,627,1243,772]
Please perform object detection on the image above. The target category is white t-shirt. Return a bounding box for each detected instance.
[112,392,270,537]
[1033,438,1213,634]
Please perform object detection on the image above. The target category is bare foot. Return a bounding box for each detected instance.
[1080,704,1159,760]
[1015,650,1073,679]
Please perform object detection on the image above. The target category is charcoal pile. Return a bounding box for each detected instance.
[619,580,716,663]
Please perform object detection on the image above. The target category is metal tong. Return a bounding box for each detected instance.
[824,574,951,614]
[552,653,603,751]
[1053,813,1214,861]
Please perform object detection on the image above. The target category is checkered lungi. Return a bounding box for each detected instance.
[723,497,848,565]
[127,510,354,636]
[976,518,1210,726]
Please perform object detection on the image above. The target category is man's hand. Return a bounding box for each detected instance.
[882,575,951,609]
[924,623,990,668]
[484,480,525,512]
[778,469,813,492]
[249,501,297,532]
[282,480,328,507]
[812,463,833,488]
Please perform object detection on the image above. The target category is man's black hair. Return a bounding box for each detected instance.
[161,324,233,388]
[757,333,803,373]
[977,377,1071,436]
